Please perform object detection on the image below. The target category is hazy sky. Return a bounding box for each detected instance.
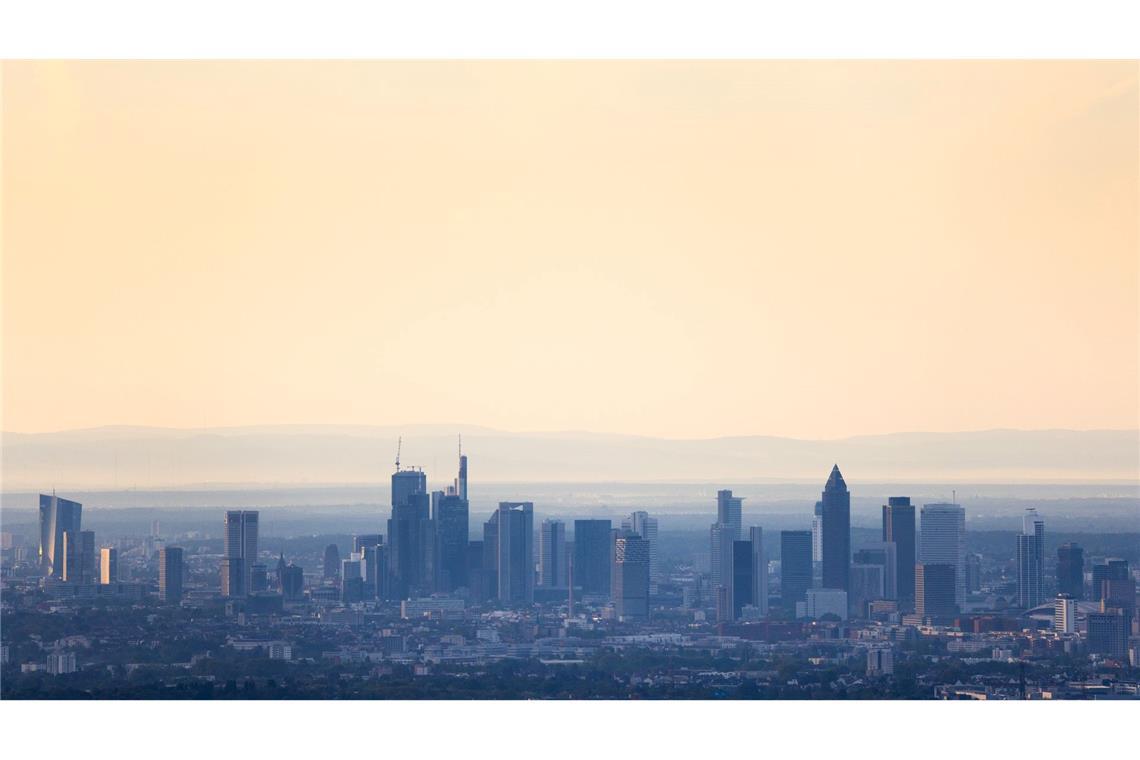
[2,61,1137,439]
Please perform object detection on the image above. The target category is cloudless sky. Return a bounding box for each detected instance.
[2,61,1137,438]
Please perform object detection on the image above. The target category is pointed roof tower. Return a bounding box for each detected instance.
[824,464,847,492]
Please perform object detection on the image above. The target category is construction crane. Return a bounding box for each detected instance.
[395,436,402,473]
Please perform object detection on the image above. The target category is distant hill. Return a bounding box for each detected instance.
[2,425,1136,489]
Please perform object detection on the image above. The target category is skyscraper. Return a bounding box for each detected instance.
[849,564,885,617]
[915,562,957,618]
[99,547,118,585]
[1054,594,1076,633]
[919,502,966,606]
[223,510,259,597]
[573,519,612,596]
[710,490,742,603]
[323,543,341,580]
[612,531,650,620]
[882,496,916,611]
[716,490,742,532]
[539,519,567,588]
[1016,508,1046,609]
[435,493,469,592]
[388,467,430,600]
[731,539,753,621]
[159,546,183,604]
[281,563,304,600]
[38,493,82,579]
[854,542,897,600]
[623,511,659,591]
[1091,559,1129,602]
[749,526,768,618]
[820,465,850,594]
[781,530,813,609]
[1056,542,1084,600]
[486,502,534,604]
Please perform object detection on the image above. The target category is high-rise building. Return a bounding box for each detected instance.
[539,519,568,588]
[388,468,430,600]
[965,552,982,594]
[716,489,742,532]
[915,563,957,618]
[781,530,813,609]
[710,491,743,605]
[38,493,82,579]
[854,543,897,600]
[280,564,304,600]
[486,502,534,604]
[341,557,364,603]
[820,465,850,594]
[62,529,96,584]
[731,539,753,621]
[159,547,183,604]
[1016,508,1046,609]
[920,503,966,606]
[223,510,259,597]
[435,493,469,592]
[1087,609,1129,658]
[1056,543,1084,600]
[323,543,341,580]
[1053,594,1076,633]
[623,511,659,591]
[1091,559,1129,602]
[612,531,650,620]
[573,520,612,596]
[811,501,823,564]
[882,496,916,611]
[849,564,885,618]
[99,547,118,584]
[353,534,383,554]
[749,526,768,618]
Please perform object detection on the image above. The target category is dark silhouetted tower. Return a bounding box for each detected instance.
[882,496,916,611]
[820,465,850,593]
[1056,543,1084,600]
[159,546,183,604]
[781,530,813,609]
[573,519,612,595]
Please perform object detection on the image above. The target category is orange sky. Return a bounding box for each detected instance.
[2,61,1137,439]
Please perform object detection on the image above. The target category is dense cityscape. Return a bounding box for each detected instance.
[2,444,1137,699]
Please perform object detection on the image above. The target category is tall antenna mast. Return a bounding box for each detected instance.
[395,436,402,473]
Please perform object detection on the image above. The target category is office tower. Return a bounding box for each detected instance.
[159,547,183,604]
[624,511,659,591]
[61,530,84,583]
[1091,559,1129,602]
[803,588,848,620]
[223,510,259,597]
[539,519,567,588]
[1016,508,1046,609]
[360,544,381,599]
[435,492,469,593]
[716,489,742,532]
[710,522,738,593]
[281,564,304,600]
[854,543,897,600]
[573,519,612,595]
[730,540,753,620]
[1054,594,1076,633]
[1056,543,1084,600]
[915,563,958,618]
[710,491,743,607]
[38,493,82,579]
[485,502,534,604]
[820,465,850,594]
[388,468,430,600]
[920,502,966,606]
[76,530,96,584]
[613,531,650,620]
[749,526,769,617]
[99,547,118,584]
[1087,609,1129,658]
[849,564,885,618]
[457,450,468,501]
[323,544,341,580]
[467,541,487,603]
[882,496,916,611]
[341,557,364,603]
[275,552,287,589]
[781,530,813,609]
